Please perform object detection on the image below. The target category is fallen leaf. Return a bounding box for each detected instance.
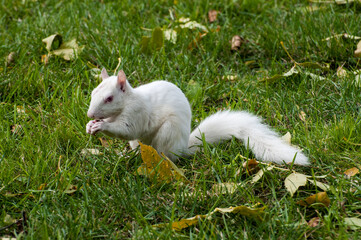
[64,184,77,194]
[354,40,361,57]
[285,172,308,197]
[281,132,292,144]
[99,137,109,148]
[344,217,361,230]
[213,205,266,220]
[308,179,330,191]
[308,217,320,227]
[81,148,102,156]
[178,17,208,32]
[154,215,206,231]
[6,52,17,65]
[344,167,359,178]
[212,182,240,195]
[51,38,84,61]
[154,204,265,231]
[42,34,83,61]
[299,111,307,122]
[42,34,63,51]
[3,214,17,225]
[231,35,243,51]
[242,159,259,174]
[261,65,299,82]
[208,10,219,23]
[297,192,330,207]
[137,142,188,183]
[164,29,177,44]
[337,66,348,78]
[297,62,330,71]
[251,166,274,184]
[222,75,238,82]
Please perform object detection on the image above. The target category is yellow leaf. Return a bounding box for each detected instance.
[344,167,359,178]
[138,142,188,183]
[154,204,265,231]
[154,215,206,231]
[242,158,259,174]
[285,172,308,197]
[42,34,63,52]
[297,192,330,207]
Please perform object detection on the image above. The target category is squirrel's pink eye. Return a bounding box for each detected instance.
[105,96,113,103]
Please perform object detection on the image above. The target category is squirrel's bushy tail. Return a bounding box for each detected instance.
[188,110,309,165]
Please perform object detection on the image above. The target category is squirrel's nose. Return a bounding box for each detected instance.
[87,111,94,119]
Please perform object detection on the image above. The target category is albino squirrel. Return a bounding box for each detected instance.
[86,69,309,165]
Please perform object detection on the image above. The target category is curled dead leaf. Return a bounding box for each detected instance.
[242,159,259,174]
[299,111,307,122]
[208,10,219,23]
[281,132,292,144]
[297,192,330,207]
[231,35,243,51]
[6,52,17,65]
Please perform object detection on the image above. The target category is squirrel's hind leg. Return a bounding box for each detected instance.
[151,120,189,161]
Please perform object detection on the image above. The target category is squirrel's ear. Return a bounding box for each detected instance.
[117,70,127,92]
[101,68,109,80]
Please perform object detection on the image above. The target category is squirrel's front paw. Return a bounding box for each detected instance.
[86,120,97,134]
[89,121,105,135]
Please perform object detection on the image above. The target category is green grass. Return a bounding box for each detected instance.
[1,0,361,238]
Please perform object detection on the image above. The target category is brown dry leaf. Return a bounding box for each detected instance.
[137,142,188,183]
[208,10,219,23]
[231,35,243,51]
[354,40,361,57]
[6,52,17,65]
[242,159,259,174]
[344,167,359,178]
[99,137,110,148]
[308,217,320,227]
[297,192,331,207]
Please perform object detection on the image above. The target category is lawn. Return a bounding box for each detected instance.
[1,0,361,239]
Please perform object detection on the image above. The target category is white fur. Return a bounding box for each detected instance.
[86,72,309,165]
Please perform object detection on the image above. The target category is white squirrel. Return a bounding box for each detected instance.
[86,69,309,165]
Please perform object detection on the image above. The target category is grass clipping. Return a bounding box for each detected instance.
[136,142,188,184]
